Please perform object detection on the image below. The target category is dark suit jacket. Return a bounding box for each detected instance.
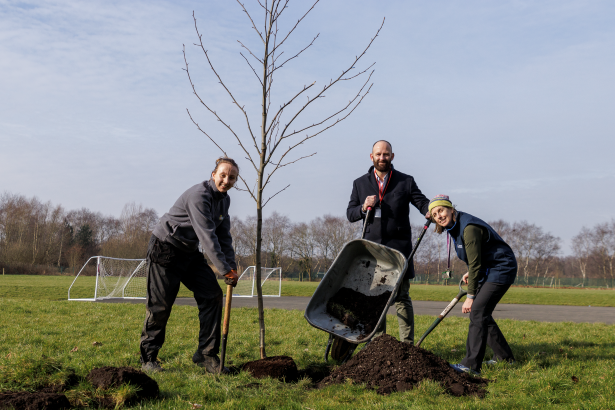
[347,166,429,277]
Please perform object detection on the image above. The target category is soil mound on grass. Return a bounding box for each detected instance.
[326,287,391,335]
[319,334,489,396]
[242,356,299,382]
[86,366,159,400]
[0,391,71,410]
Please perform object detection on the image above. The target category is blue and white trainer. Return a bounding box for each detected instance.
[450,363,480,376]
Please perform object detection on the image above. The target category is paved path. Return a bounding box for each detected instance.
[101,296,615,324]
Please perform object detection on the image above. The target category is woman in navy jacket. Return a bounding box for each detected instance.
[429,194,516,375]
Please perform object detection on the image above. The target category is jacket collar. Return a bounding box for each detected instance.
[446,211,462,236]
[206,179,228,201]
[367,164,395,197]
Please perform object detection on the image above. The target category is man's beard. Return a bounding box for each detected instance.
[373,159,391,173]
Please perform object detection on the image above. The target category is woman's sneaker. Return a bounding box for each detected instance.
[485,358,516,365]
[450,363,480,376]
[142,361,163,373]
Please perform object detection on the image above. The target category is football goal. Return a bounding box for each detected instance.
[68,256,147,301]
[233,266,282,297]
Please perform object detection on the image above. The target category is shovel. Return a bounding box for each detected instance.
[415,278,467,347]
[219,284,233,372]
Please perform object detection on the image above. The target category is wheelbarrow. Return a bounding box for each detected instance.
[304,209,432,363]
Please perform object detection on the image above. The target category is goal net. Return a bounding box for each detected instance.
[233,266,282,297]
[68,256,147,301]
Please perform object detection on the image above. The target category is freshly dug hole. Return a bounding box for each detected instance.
[326,287,391,335]
[319,334,489,396]
[242,356,299,382]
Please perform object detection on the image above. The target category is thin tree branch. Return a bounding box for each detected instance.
[183,45,259,173]
[236,1,265,44]
[271,33,319,75]
[278,69,374,142]
[237,40,264,64]
[262,184,291,207]
[267,18,384,160]
[266,77,373,182]
[270,0,319,55]
[191,12,261,156]
[240,52,263,86]
[264,82,315,137]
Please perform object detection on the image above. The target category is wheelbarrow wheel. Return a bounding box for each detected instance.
[330,336,357,363]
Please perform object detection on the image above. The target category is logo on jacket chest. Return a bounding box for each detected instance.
[219,215,224,221]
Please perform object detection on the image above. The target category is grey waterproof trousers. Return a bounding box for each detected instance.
[139,235,223,363]
[373,278,414,343]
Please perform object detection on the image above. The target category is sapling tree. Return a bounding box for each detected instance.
[183,0,383,358]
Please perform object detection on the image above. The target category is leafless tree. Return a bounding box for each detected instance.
[183,1,383,358]
[592,221,615,288]
[311,215,358,269]
[262,211,291,268]
[571,227,592,287]
[289,222,320,281]
[505,221,560,284]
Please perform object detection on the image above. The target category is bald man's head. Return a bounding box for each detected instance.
[370,140,394,173]
[372,140,392,152]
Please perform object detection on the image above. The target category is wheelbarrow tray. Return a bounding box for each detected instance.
[304,239,408,344]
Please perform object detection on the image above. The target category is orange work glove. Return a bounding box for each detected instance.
[223,269,238,287]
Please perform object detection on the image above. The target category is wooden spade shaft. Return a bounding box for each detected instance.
[220,284,233,372]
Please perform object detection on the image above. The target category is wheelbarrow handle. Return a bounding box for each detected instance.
[407,219,432,262]
[416,279,467,348]
[361,207,373,240]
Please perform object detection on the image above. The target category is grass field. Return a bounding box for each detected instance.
[1,296,614,409]
[1,274,614,307]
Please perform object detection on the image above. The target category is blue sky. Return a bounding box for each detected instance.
[1,0,614,254]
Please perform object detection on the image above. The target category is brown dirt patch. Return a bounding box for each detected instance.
[319,334,489,396]
[242,356,299,382]
[0,391,71,410]
[326,287,391,335]
[86,366,159,400]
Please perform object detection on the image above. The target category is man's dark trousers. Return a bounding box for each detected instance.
[461,282,515,372]
[140,235,223,363]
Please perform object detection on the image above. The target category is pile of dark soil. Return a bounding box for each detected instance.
[242,356,299,382]
[326,287,391,335]
[319,334,489,397]
[86,366,159,402]
[0,371,79,410]
[0,391,71,410]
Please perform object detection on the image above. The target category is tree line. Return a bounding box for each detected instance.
[1,192,613,287]
[0,192,157,275]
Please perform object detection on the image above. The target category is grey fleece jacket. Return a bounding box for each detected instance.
[152,179,237,274]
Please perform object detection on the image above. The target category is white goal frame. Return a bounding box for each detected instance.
[68,256,147,301]
[233,266,282,298]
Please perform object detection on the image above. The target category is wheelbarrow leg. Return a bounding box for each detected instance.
[324,334,334,362]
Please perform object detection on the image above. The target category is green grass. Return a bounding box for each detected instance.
[1,297,614,409]
[1,275,614,306]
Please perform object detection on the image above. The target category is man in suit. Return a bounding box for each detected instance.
[346,140,430,343]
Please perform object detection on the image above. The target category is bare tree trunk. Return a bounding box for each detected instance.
[254,10,272,359]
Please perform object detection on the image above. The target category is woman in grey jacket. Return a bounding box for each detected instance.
[140,157,239,374]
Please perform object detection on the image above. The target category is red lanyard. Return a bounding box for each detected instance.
[375,169,392,204]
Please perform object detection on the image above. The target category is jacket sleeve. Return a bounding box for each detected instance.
[347,180,364,223]
[409,178,430,215]
[463,224,484,296]
[185,191,233,274]
[216,214,237,271]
